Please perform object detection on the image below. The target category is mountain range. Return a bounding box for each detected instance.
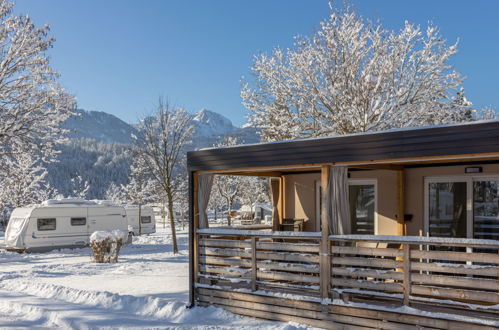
[63,108,259,147]
[48,109,259,199]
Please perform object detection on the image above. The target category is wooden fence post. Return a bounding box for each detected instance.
[403,243,411,305]
[251,237,258,292]
[320,166,331,303]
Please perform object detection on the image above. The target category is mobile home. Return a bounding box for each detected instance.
[5,198,128,252]
[187,121,499,329]
[124,205,156,235]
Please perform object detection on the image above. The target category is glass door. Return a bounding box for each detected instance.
[425,176,499,240]
[349,180,376,235]
[427,181,468,238]
[473,179,499,240]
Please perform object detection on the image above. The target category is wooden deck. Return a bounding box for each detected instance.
[194,229,499,329]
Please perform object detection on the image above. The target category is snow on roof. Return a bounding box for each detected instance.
[42,198,97,206]
[38,198,122,208]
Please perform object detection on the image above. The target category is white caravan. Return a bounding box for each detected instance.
[5,198,129,252]
[124,205,156,235]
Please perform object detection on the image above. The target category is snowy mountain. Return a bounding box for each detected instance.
[48,108,259,199]
[63,108,257,147]
[192,109,236,137]
[189,109,258,149]
[62,109,138,144]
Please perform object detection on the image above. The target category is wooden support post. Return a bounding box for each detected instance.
[251,237,258,291]
[403,243,411,306]
[320,166,331,302]
[271,177,282,232]
[192,173,200,296]
[188,171,199,307]
[278,177,284,228]
[396,169,405,236]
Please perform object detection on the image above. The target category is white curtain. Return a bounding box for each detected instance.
[329,166,351,235]
[269,178,280,231]
[198,174,214,229]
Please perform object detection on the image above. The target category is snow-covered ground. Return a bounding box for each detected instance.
[0,227,307,329]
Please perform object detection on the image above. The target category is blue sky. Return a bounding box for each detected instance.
[14,0,499,126]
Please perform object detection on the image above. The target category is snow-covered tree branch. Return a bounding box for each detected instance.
[242,4,472,142]
[133,98,193,253]
[0,1,75,162]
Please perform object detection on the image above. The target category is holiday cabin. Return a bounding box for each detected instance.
[187,121,499,329]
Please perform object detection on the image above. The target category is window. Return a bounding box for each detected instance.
[349,181,376,235]
[428,181,467,238]
[71,217,86,226]
[140,216,151,224]
[314,179,377,233]
[37,218,56,231]
[425,176,499,240]
[473,180,499,240]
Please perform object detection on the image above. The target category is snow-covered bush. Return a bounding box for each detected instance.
[90,230,127,263]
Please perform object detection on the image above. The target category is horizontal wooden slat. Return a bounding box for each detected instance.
[412,285,499,304]
[331,278,404,293]
[257,271,320,284]
[332,268,403,281]
[257,262,320,274]
[256,251,320,263]
[199,238,251,249]
[200,265,251,277]
[256,280,319,292]
[197,229,321,239]
[200,247,252,258]
[258,241,319,253]
[411,273,499,292]
[332,246,403,258]
[199,256,252,267]
[411,261,499,277]
[332,256,402,269]
[411,250,499,264]
[330,235,499,249]
[197,273,251,283]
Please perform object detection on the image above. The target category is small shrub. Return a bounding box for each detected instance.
[90,230,127,263]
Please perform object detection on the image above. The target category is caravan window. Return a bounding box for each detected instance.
[37,218,56,231]
[140,216,151,224]
[71,217,86,226]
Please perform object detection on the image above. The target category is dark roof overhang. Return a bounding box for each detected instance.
[187,121,499,172]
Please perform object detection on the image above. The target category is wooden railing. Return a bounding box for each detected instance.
[196,229,321,299]
[196,229,499,312]
[331,235,499,309]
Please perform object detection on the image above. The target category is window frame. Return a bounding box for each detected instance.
[314,178,378,234]
[348,179,378,235]
[37,218,57,231]
[140,216,152,224]
[424,174,499,239]
[70,217,87,226]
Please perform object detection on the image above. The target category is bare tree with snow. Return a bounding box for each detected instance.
[238,177,270,219]
[241,4,471,142]
[134,99,193,254]
[0,1,75,162]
